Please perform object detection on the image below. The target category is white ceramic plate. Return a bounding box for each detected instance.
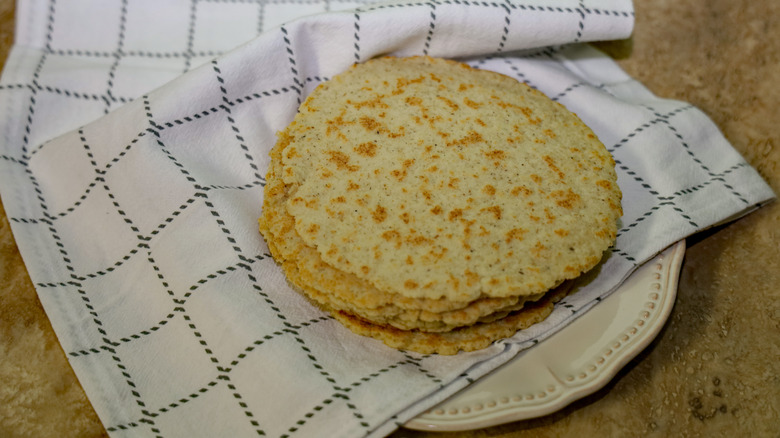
[405,240,686,431]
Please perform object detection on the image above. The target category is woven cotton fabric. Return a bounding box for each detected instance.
[0,0,773,437]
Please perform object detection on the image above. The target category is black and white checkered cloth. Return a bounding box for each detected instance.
[0,0,774,436]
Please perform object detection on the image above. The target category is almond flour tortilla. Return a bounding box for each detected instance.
[278,56,621,303]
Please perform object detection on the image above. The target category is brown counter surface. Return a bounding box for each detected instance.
[1,0,778,436]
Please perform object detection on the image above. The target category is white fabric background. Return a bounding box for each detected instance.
[0,0,774,437]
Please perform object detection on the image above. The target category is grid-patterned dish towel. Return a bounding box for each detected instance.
[0,0,774,437]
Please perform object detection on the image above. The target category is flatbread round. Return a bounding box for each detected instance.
[278,56,620,302]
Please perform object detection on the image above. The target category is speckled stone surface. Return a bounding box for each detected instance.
[1,0,778,436]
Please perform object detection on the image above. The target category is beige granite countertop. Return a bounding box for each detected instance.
[1,0,778,436]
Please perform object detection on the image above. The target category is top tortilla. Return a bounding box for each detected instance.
[278,56,622,301]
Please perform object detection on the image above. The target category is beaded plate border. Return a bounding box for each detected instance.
[406,240,686,431]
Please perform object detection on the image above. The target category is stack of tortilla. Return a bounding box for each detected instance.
[259,56,622,355]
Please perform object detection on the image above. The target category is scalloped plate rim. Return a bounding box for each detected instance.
[404,240,686,431]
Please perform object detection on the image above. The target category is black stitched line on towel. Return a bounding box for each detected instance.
[184,0,200,72]
[423,1,436,56]
[103,0,129,114]
[614,159,699,229]
[644,104,751,205]
[280,25,305,103]
[353,10,361,62]
[211,60,265,181]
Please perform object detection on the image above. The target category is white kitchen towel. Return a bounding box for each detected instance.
[0,0,774,437]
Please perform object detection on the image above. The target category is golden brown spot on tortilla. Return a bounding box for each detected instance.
[349,94,389,109]
[404,280,419,289]
[481,205,502,220]
[355,142,377,157]
[431,205,443,215]
[531,241,546,257]
[381,230,400,240]
[426,246,448,261]
[491,95,523,111]
[437,96,459,111]
[596,179,612,190]
[399,212,411,224]
[381,230,402,248]
[464,269,479,286]
[406,233,432,245]
[485,149,506,159]
[511,186,532,196]
[550,189,581,209]
[276,131,294,149]
[448,208,463,221]
[520,106,542,124]
[405,96,423,106]
[387,126,406,138]
[326,150,359,171]
[448,177,460,189]
[505,227,527,243]
[359,116,383,132]
[394,75,426,95]
[543,155,565,179]
[391,158,415,181]
[462,219,475,237]
[372,205,388,223]
[555,228,569,237]
[347,181,360,190]
[332,196,346,203]
[483,184,496,196]
[447,130,484,147]
[360,265,370,274]
[325,111,354,140]
[595,228,614,239]
[609,199,622,214]
[484,149,506,165]
[463,97,481,109]
[285,146,300,159]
